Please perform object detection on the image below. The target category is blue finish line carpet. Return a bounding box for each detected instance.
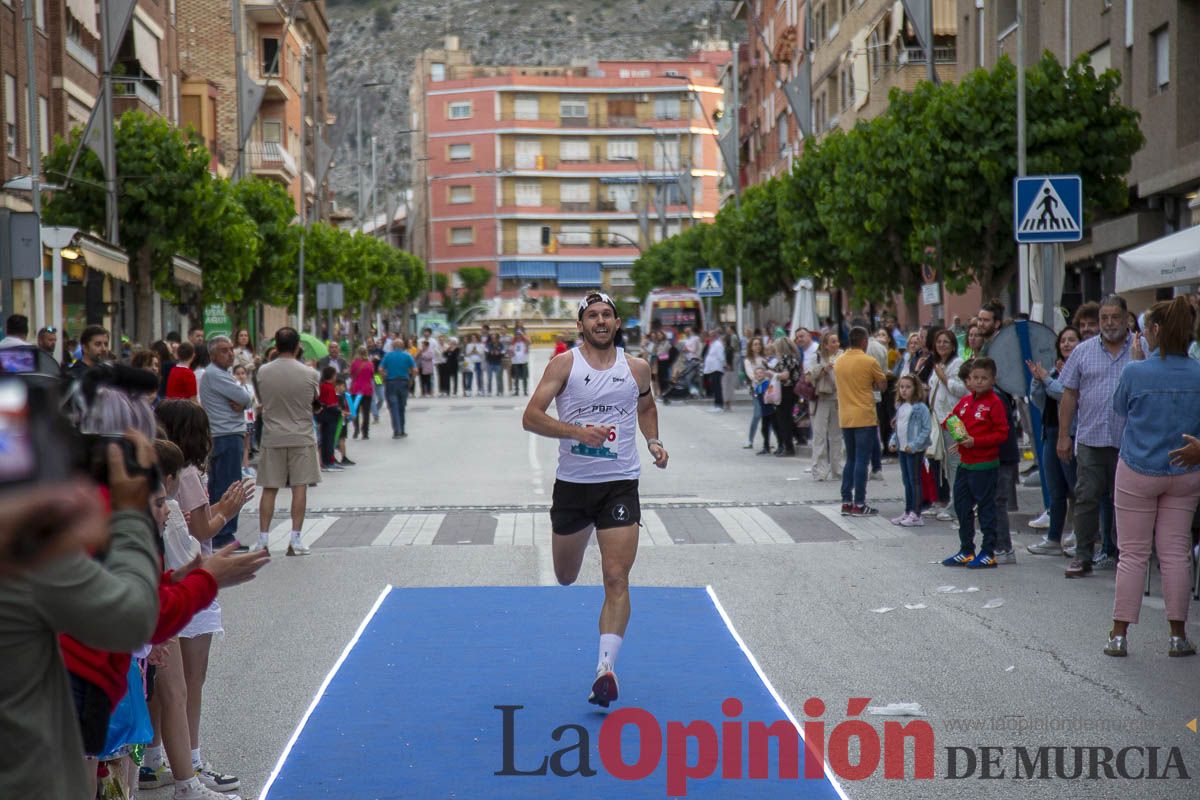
[261,586,848,799]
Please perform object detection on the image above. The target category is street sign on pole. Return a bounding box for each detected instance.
[696,269,723,297]
[1014,175,1082,243]
[921,282,942,306]
[316,282,344,310]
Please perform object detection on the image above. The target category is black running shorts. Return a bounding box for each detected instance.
[551,479,641,535]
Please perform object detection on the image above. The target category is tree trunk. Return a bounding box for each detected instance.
[134,245,156,347]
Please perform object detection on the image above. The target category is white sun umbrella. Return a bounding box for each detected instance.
[790,277,818,333]
[1028,244,1066,332]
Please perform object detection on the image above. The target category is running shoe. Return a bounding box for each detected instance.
[849,504,878,517]
[286,539,311,557]
[900,513,925,527]
[174,779,240,800]
[1061,532,1076,550]
[1028,510,1050,529]
[840,503,852,516]
[935,508,955,522]
[588,664,619,708]
[995,548,1017,565]
[1026,537,1062,555]
[339,457,356,466]
[139,763,173,790]
[890,513,908,526]
[941,549,976,567]
[196,763,240,792]
[966,551,998,569]
[1093,553,1117,570]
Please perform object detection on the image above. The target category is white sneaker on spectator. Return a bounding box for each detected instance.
[196,763,240,792]
[1061,532,1077,550]
[900,513,925,527]
[936,508,955,522]
[174,776,240,800]
[890,513,908,525]
[1028,510,1050,529]
[1026,536,1062,555]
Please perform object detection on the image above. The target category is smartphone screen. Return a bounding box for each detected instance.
[0,380,36,484]
[0,347,36,374]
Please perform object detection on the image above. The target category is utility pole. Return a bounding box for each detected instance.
[355,96,364,227]
[925,0,936,85]
[1016,0,1028,313]
[232,0,245,179]
[297,43,308,331]
[22,0,44,330]
[370,135,378,236]
[731,41,743,336]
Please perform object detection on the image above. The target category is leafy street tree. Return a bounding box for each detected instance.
[43,111,212,345]
[232,178,301,318]
[185,177,259,314]
[775,139,850,294]
[704,179,788,306]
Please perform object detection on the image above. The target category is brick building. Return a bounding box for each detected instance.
[409,37,730,302]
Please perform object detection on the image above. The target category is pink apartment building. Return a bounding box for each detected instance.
[410,38,730,301]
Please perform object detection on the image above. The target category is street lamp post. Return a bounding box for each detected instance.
[41,226,79,364]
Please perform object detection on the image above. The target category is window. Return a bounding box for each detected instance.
[514,138,541,168]
[261,38,280,76]
[777,113,788,155]
[560,97,588,120]
[607,223,640,247]
[560,180,591,204]
[448,101,472,119]
[607,138,637,161]
[448,142,472,160]
[262,120,282,143]
[430,62,445,82]
[1090,42,1111,74]
[653,96,681,120]
[517,224,543,253]
[514,182,541,206]
[869,27,882,81]
[1152,26,1169,92]
[558,223,592,246]
[560,138,589,162]
[514,94,539,120]
[653,138,680,170]
[450,226,474,245]
[606,185,638,212]
[35,0,45,30]
[449,185,473,204]
[4,74,16,157]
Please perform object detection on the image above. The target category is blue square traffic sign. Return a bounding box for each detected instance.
[696,269,723,296]
[1013,175,1083,243]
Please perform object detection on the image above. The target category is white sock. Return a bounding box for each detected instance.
[144,744,163,768]
[289,530,302,542]
[598,633,622,671]
[258,532,269,545]
[191,748,202,770]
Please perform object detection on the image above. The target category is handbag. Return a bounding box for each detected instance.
[764,377,782,406]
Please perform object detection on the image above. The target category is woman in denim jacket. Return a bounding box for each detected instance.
[1105,297,1200,658]
[1027,326,1082,555]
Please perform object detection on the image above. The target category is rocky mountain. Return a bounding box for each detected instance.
[324,0,735,214]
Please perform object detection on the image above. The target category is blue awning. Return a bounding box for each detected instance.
[556,262,603,287]
[499,261,557,280]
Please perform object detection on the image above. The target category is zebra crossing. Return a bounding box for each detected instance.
[234,502,943,551]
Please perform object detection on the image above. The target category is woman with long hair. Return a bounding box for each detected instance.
[349,345,375,440]
[1027,326,1082,555]
[233,329,255,372]
[927,327,967,520]
[806,331,843,479]
[770,337,801,456]
[743,337,768,449]
[1105,297,1200,657]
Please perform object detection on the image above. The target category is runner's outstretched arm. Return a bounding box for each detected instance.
[630,357,669,469]
[522,353,609,448]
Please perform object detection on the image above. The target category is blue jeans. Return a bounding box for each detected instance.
[899,451,923,515]
[372,389,384,417]
[747,395,762,444]
[955,466,999,554]
[474,362,484,391]
[208,434,243,548]
[1041,428,1077,543]
[840,426,876,506]
[487,362,503,394]
[871,430,882,472]
[463,369,474,394]
[385,378,409,435]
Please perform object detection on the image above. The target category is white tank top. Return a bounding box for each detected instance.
[555,348,641,483]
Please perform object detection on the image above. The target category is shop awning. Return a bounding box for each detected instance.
[133,19,162,81]
[78,235,129,282]
[557,262,602,287]
[172,255,202,288]
[67,0,99,39]
[499,260,557,280]
[1115,225,1200,293]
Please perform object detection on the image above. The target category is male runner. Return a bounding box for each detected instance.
[523,292,669,707]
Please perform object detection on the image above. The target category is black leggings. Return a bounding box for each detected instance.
[760,412,774,449]
[318,406,340,465]
[773,384,797,452]
[354,395,371,438]
[658,360,673,395]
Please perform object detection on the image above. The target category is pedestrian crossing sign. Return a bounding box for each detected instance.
[1013,175,1083,243]
[696,269,724,297]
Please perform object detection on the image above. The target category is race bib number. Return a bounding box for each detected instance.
[570,422,619,460]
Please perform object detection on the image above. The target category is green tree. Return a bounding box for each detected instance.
[457,267,493,311]
[776,138,850,292]
[232,177,300,316]
[705,179,789,305]
[185,177,259,312]
[43,111,213,344]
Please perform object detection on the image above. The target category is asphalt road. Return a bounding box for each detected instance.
[152,346,1200,800]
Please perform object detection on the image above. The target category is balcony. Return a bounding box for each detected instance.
[254,71,291,102]
[66,34,98,73]
[500,233,641,257]
[499,155,694,175]
[243,0,288,21]
[246,142,298,183]
[898,46,958,65]
[499,199,642,216]
[112,79,160,114]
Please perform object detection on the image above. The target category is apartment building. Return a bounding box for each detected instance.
[958,0,1200,306]
[1,0,196,338]
[410,38,730,300]
[178,0,331,218]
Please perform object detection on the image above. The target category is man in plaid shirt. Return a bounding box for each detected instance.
[1057,295,1132,578]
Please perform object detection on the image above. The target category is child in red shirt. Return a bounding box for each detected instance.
[317,366,341,469]
[941,357,1010,569]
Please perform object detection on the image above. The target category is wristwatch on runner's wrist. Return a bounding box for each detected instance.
[646,438,664,451]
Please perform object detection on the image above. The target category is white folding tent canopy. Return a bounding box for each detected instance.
[1115,225,1200,294]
